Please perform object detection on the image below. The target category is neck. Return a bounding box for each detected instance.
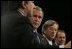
[33,29,37,32]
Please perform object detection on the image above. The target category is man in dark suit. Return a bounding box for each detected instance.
[55,30,71,48]
[1,1,36,48]
[55,30,66,48]
[42,20,59,48]
[28,6,50,48]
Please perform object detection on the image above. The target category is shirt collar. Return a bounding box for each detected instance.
[43,34,53,45]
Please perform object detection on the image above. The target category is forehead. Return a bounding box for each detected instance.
[49,24,58,29]
[58,32,65,37]
[52,24,58,28]
[33,9,43,16]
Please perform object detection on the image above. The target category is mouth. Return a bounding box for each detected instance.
[33,22,39,25]
[51,34,55,38]
[60,41,64,43]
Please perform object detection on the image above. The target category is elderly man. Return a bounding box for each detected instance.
[42,20,59,48]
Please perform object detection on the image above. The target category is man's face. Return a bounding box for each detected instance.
[22,1,36,16]
[29,9,43,29]
[56,32,66,45]
[44,24,58,40]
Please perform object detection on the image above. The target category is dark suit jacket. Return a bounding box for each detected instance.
[1,10,40,48]
[47,41,59,48]
[32,31,59,48]
[35,33,49,48]
[38,34,59,48]
[44,38,59,48]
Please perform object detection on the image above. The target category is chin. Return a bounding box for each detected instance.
[35,26,39,28]
[33,26,38,29]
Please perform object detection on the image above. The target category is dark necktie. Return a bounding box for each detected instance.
[33,31,40,44]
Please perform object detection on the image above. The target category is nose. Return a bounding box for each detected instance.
[61,38,64,41]
[35,17,38,22]
[34,17,39,23]
[52,30,56,34]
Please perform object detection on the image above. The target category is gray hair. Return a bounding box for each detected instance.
[42,20,59,34]
[34,6,44,17]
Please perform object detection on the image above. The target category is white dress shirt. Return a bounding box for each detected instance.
[55,42,64,48]
[43,34,53,46]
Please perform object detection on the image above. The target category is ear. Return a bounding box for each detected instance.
[43,29,46,34]
[22,1,26,9]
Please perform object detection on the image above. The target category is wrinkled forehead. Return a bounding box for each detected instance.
[49,24,59,29]
[33,9,43,17]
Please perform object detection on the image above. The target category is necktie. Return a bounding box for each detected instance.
[33,31,40,44]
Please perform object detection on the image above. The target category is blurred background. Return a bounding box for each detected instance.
[1,1,71,43]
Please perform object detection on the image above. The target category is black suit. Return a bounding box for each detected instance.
[33,31,59,48]
[1,10,40,48]
[47,41,59,48]
[43,37,59,48]
[33,32,49,48]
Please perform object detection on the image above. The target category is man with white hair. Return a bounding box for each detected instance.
[42,20,59,48]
